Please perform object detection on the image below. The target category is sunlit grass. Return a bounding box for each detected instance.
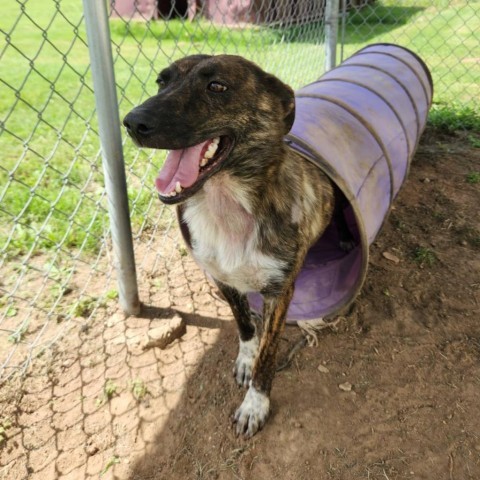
[341,1,480,106]
[0,0,478,258]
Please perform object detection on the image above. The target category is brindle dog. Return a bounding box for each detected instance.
[123,55,336,438]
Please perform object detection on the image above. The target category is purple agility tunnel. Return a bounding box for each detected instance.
[248,43,433,322]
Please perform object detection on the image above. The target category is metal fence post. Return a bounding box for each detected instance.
[82,0,141,315]
[325,0,340,71]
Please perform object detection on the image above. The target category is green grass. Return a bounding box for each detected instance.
[100,456,120,477]
[110,17,277,47]
[131,378,149,401]
[468,135,480,148]
[0,418,13,446]
[428,104,480,133]
[0,0,104,258]
[341,1,480,107]
[413,246,437,267]
[96,379,119,407]
[466,172,480,184]
[0,0,479,260]
[0,0,324,260]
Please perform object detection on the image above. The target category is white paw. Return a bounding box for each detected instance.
[233,386,270,438]
[233,336,259,388]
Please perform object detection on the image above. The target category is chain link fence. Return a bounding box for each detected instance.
[1,0,479,381]
[0,0,329,382]
[0,1,479,478]
[340,0,479,126]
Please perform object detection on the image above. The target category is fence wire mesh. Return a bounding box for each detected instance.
[0,0,479,478]
[0,0,328,382]
[0,0,111,382]
[340,0,479,120]
[1,0,479,383]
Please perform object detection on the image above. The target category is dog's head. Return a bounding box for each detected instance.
[123,55,295,204]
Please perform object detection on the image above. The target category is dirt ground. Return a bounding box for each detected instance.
[1,128,479,480]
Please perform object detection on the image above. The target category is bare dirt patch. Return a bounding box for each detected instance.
[1,128,479,480]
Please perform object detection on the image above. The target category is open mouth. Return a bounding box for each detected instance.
[155,135,233,204]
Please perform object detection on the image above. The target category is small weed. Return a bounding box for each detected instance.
[6,305,17,318]
[413,247,436,267]
[8,321,28,344]
[106,289,119,300]
[468,135,480,148]
[71,297,97,317]
[47,261,74,282]
[466,171,480,184]
[96,379,118,406]
[131,379,149,401]
[1,296,17,317]
[100,456,120,477]
[104,380,118,399]
[178,246,188,257]
[0,418,13,446]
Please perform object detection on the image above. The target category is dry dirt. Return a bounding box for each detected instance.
[1,128,479,480]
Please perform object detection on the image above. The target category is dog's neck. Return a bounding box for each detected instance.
[182,140,307,243]
[201,171,255,238]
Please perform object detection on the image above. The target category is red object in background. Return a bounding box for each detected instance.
[110,0,188,20]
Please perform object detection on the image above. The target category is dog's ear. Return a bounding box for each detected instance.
[264,74,296,134]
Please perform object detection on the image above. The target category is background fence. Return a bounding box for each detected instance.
[0,0,479,382]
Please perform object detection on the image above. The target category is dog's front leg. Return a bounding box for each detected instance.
[215,281,259,388]
[233,284,294,438]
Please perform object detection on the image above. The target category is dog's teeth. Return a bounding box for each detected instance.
[200,157,208,167]
[213,137,220,145]
[175,181,182,193]
[204,144,217,159]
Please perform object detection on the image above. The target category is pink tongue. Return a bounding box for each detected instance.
[155,140,210,194]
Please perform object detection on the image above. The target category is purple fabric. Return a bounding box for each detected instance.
[248,44,432,322]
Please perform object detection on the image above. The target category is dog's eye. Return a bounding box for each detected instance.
[156,78,166,89]
[208,82,228,93]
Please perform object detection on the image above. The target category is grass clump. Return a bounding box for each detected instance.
[413,246,436,267]
[465,172,480,184]
[100,456,120,477]
[0,419,13,446]
[96,379,119,407]
[467,135,480,148]
[428,104,480,133]
[104,380,118,399]
[131,379,149,401]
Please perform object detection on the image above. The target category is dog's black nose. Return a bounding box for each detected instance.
[123,110,155,137]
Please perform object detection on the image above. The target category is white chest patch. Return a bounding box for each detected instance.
[182,173,285,293]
